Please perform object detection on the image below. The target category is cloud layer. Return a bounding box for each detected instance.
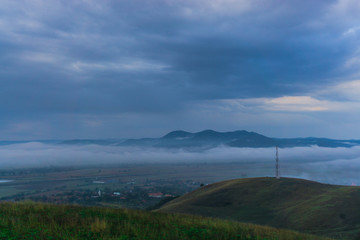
[1,142,359,185]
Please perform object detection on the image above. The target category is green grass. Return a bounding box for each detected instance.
[159,177,360,239]
[0,201,331,240]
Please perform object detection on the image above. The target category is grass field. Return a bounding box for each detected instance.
[0,201,332,240]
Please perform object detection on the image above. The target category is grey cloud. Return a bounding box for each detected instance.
[1,0,360,139]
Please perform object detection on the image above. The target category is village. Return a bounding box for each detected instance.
[0,164,241,210]
[6,176,202,209]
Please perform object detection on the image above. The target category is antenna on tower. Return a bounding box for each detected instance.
[275,146,280,179]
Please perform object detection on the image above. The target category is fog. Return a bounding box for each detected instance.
[1,142,359,185]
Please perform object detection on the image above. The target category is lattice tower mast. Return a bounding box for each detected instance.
[276,146,280,179]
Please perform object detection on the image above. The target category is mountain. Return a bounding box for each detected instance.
[61,130,360,149]
[0,201,330,240]
[0,140,60,146]
[162,130,193,139]
[158,177,360,239]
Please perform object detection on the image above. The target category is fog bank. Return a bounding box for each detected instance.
[0,143,359,185]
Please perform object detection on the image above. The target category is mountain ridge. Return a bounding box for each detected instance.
[60,130,360,148]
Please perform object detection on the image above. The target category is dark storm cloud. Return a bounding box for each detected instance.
[1,0,360,139]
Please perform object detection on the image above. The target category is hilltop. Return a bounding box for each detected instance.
[0,201,330,240]
[158,177,360,239]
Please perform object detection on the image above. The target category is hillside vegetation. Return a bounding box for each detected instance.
[159,177,360,239]
[0,201,331,240]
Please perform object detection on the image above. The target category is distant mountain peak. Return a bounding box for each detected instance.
[162,129,269,140]
[198,129,218,134]
[162,130,192,139]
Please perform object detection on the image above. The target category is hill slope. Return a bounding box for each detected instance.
[158,177,360,239]
[0,201,330,240]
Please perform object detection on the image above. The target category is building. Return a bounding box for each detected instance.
[148,192,163,198]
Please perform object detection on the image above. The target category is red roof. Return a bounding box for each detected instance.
[148,192,163,197]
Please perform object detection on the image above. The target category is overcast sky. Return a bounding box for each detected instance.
[1,0,360,140]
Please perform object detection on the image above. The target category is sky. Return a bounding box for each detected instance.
[1,0,360,140]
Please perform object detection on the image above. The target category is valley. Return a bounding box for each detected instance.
[1,163,360,239]
[0,163,251,209]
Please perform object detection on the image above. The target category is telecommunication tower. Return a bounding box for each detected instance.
[275,146,280,179]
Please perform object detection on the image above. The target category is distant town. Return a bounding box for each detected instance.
[0,165,210,209]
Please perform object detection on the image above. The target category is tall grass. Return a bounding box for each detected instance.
[0,201,332,240]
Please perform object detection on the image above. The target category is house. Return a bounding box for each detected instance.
[148,192,163,198]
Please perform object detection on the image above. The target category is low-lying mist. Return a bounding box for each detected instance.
[1,142,359,185]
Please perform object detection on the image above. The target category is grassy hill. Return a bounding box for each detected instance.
[0,201,331,240]
[158,177,360,239]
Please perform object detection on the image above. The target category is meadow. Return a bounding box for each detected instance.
[0,201,332,240]
[159,177,360,239]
